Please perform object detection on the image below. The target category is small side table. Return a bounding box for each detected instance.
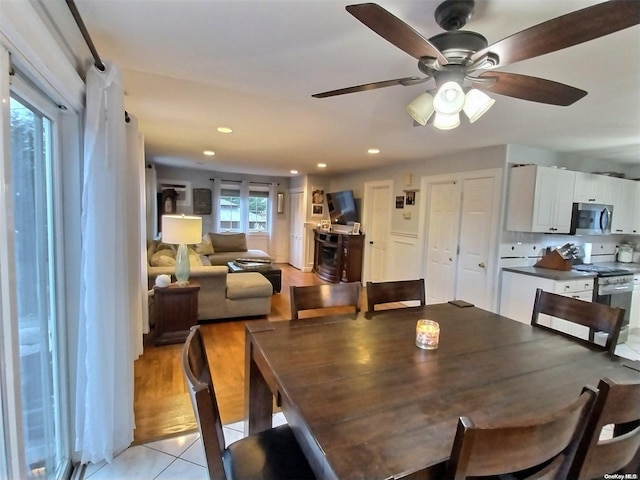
[153,280,200,346]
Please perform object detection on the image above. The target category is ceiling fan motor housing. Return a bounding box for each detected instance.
[435,0,476,31]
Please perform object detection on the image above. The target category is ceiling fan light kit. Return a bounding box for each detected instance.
[463,88,495,123]
[406,92,435,126]
[313,1,640,131]
[433,112,461,130]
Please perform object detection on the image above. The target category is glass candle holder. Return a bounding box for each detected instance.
[416,320,440,350]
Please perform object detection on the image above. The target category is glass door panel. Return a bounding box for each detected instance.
[10,93,66,479]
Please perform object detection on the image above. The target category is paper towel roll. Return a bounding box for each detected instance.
[583,243,592,264]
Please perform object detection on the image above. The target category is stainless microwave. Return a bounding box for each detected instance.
[570,203,613,235]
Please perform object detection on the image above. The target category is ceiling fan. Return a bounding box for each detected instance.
[312,1,640,129]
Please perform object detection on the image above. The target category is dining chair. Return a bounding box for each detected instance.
[447,386,598,480]
[289,282,361,320]
[569,377,640,479]
[365,278,425,313]
[531,288,624,355]
[182,326,315,480]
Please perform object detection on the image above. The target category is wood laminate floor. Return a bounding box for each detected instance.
[133,264,332,444]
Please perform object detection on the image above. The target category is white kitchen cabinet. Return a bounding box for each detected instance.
[631,274,640,334]
[573,171,613,204]
[609,177,636,234]
[500,271,594,342]
[506,165,576,233]
[632,182,640,235]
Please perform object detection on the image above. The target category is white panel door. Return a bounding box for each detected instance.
[425,181,461,304]
[289,191,304,269]
[456,174,499,310]
[364,182,391,282]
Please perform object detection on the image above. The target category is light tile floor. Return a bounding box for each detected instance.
[82,413,287,480]
[82,334,640,479]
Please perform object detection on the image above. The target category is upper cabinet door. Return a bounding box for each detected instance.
[573,172,613,204]
[609,177,636,234]
[506,165,576,233]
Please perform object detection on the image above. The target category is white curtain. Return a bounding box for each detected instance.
[211,178,221,232]
[268,182,277,251]
[145,164,158,240]
[240,180,250,231]
[75,61,139,464]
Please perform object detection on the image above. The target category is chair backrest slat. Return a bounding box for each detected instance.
[448,387,598,480]
[182,326,227,479]
[570,378,640,478]
[531,288,624,355]
[366,279,425,313]
[290,282,361,320]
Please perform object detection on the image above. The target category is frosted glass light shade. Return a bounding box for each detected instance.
[463,89,495,123]
[406,92,435,126]
[433,81,465,115]
[433,112,460,130]
[162,215,203,245]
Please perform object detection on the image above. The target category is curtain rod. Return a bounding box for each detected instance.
[210,179,278,186]
[66,0,105,72]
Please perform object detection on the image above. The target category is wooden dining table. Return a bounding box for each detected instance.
[243,303,640,480]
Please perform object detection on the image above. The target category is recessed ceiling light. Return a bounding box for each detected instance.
[290,170,299,175]
[368,148,380,154]
[217,127,233,133]
[317,163,327,168]
[203,150,216,156]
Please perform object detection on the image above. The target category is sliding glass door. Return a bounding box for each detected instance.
[1,74,70,479]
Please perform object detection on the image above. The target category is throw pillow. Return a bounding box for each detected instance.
[188,248,203,267]
[150,248,176,266]
[194,234,215,255]
[209,233,248,252]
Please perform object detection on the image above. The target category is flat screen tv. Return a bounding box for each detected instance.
[326,190,358,225]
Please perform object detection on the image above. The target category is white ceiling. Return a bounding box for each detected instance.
[70,0,640,176]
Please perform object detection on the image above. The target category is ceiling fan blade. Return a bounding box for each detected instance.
[471,71,587,106]
[470,0,640,68]
[312,76,421,98]
[346,3,449,65]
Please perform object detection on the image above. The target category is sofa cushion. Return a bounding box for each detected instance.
[226,273,272,299]
[194,234,215,255]
[208,249,272,266]
[209,233,248,252]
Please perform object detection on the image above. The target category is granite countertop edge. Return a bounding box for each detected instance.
[503,263,640,281]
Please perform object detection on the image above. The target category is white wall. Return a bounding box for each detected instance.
[153,165,291,262]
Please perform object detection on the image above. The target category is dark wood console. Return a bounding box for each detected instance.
[313,230,364,283]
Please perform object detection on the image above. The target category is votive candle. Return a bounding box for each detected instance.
[416,320,440,350]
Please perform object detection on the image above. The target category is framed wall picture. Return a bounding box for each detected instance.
[311,186,324,204]
[396,196,404,208]
[405,190,416,206]
[312,204,324,216]
[159,179,192,207]
[193,188,212,215]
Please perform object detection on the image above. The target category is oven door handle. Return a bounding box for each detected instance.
[598,283,634,295]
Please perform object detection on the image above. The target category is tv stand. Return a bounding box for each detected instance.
[313,230,364,283]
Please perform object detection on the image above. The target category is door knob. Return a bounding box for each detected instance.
[369,241,374,245]
[478,262,486,268]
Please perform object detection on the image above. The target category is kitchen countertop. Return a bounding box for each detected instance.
[502,266,596,281]
[503,262,640,280]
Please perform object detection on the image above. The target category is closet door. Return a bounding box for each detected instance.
[455,172,501,310]
[423,169,501,311]
[424,180,461,304]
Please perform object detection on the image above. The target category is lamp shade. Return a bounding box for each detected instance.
[433,81,465,115]
[406,92,435,126]
[433,112,460,130]
[162,215,202,245]
[463,89,495,123]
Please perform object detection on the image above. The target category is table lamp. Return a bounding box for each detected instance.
[161,214,202,285]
